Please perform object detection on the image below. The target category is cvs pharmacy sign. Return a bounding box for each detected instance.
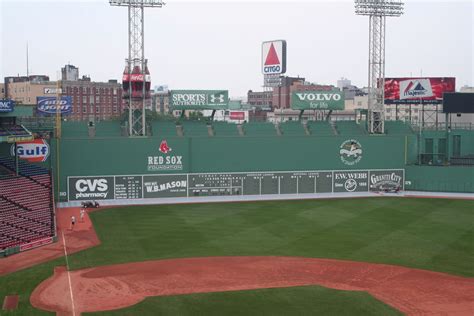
[68,176,115,200]
[11,139,50,162]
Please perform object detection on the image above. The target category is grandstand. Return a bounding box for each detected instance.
[212,121,240,137]
[0,106,56,256]
[181,121,210,137]
[241,122,277,136]
[279,121,306,136]
[305,121,335,136]
[0,163,55,253]
[334,121,368,136]
[151,121,178,137]
[0,124,31,138]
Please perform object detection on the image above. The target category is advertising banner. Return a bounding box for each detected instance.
[43,88,62,94]
[143,174,188,198]
[170,90,229,110]
[229,111,245,120]
[262,40,287,75]
[384,77,455,104]
[333,171,369,192]
[291,90,345,110]
[0,99,15,113]
[68,176,115,201]
[11,139,50,162]
[37,96,72,115]
[368,170,404,191]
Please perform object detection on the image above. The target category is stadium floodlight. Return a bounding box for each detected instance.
[355,0,404,134]
[110,0,164,136]
[109,0,164,8]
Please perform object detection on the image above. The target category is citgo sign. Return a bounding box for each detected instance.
[262,40,287,75]
[11,139,50,162]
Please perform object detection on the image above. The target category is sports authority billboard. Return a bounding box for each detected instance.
[384,77,455,104]
[170,90,229,110]
[262,40,287,75]
[291,90,345,110]
[37,96,72,115]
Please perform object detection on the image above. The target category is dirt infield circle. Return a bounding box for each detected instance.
[30,256,474,315]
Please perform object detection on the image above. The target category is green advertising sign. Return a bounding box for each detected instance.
[170,90,229,110]
[291,90,345,110]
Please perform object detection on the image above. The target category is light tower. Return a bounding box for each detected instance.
[110,0,164,136]
[355,0,403,134]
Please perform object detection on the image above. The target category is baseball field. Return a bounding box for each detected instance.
[1,196,473,315]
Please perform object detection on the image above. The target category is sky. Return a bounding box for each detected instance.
[1,0,473,98]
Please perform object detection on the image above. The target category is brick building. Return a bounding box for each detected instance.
[4,75,52,104]
[0,83,5,99]
[62,77,123,121]
[4,66,124,121]
[247,90,273,108]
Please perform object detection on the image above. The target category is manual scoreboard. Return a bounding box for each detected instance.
[67,169,404,201]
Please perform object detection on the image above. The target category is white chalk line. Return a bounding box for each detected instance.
[61,230,76,316]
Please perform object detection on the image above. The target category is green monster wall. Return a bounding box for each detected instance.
[49,135,414,201]
[2,128,472,201]
[405,166,474,193]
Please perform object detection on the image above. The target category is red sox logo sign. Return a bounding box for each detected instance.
[148,140,182,171]
[159,140,172,154]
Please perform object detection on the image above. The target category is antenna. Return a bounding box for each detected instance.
[355,0,404,134]
[26,42,29,78]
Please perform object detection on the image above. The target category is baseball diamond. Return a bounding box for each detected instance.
[1,1,474,315]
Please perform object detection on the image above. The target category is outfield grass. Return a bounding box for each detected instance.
[1,197,473,315]
[87,285,402,316]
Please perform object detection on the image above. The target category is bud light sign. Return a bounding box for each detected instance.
[0,99,15,113]
[37,96,72,115]
[11,139,50,162]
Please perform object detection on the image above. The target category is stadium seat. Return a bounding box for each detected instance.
[0,174,54,250]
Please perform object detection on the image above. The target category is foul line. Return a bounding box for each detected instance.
[61,230,76,316]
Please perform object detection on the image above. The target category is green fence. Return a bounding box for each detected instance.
[405,166,474,193]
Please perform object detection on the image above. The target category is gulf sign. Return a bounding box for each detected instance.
[384,77,455,105]
[37,96,72,115]
[11,139,50,162]
[262,40,287,75]
[0,99,15,113]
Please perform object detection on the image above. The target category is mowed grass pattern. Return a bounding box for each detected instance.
[0,197,473,315]
[88,285,402,316]
[72,197,474,277]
